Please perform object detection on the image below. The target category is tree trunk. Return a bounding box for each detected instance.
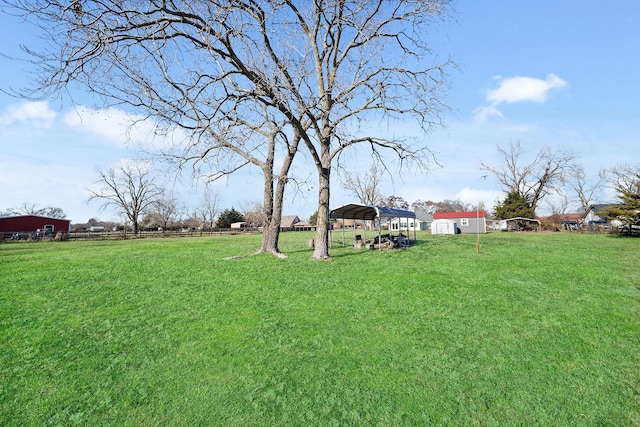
[312,164,331,260]
[257,165,278,254]
[259,173,287,258]
[261,218,281,254]
[256,130,300,258]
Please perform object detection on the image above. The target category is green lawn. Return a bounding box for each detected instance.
[1,232,639,426]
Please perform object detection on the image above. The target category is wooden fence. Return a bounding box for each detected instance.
[67,226,315,240]
[68,228,262,240]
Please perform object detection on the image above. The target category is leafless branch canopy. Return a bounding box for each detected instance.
[340,163,384,206]
[481,140,577,213]
[608,163,640,194]
[88,160,164,233]
[8,0,454,258]
[8,0,451,163]
[566,164,607,214]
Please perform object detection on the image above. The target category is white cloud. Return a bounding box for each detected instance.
[64,106,155,147]
[472,105,504,123]
[474,74,568,122]
[487,74,567,104]
[63,105,191,150]
[0,101,57,128]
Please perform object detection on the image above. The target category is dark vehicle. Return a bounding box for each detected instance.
[10,229,56,241]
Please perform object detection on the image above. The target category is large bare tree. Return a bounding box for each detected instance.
[6,0,453,259]
[566,164,607,214]
[196,189,220,232]
[481,140,577,214]
[145,195,183,231]
[412,199,474,214]
[340,164,384,206]
[88,161,164,234]
[168,105,303,256]
[608,163,640,194]
[284,2,452,258]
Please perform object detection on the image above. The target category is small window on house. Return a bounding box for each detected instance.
[461,218,469,226]
[44,224,55,232]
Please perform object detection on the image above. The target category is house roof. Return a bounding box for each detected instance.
[280,215,300,227]
[586,204,617,214]
[433,211,486,219]
[414,208,434,222]
[293,221,314,228]
[330,203,415,220]
[561,213,582,222]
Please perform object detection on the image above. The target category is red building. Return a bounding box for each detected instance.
[0,215,71,239]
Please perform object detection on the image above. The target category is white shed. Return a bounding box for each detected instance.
[430,219,458,235]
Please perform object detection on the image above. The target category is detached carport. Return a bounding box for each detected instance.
[496,217,541,232]
[329,203,417,250]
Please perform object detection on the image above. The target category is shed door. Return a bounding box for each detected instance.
[436,222,450,234]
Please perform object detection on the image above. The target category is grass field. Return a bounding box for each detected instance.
[1,231,639,425]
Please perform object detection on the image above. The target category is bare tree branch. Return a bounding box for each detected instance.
[5,0,454,259]
[340,163,384,206]
[608,163,640,194]
[88,161,164,234]
[481,140,577,213]
[566,164,607,214]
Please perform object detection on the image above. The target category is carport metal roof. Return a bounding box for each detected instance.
[329,203,417,250]
[329,203,416,221]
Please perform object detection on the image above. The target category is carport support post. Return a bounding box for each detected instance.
[354,222,357,247]
[330,217,335,248]
[390,216,395,242]
[413,218,416,243]
[363,220,367,243]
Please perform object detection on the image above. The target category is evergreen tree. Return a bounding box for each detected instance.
[308,210,318,227]
[604,173,640,227]
[493,191,535,220]
[216,208,245,228]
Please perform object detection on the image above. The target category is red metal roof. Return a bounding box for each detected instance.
[433,211,486,219]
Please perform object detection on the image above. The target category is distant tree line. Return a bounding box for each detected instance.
[480,141,640,230]
[0,204,67,219]
[342,143,640,233]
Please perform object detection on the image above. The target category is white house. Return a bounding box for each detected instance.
[582,204,623,229]
[387,217,426,231]
[386,208,433,231]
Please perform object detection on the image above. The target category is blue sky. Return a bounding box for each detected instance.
[1,1,639,223]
